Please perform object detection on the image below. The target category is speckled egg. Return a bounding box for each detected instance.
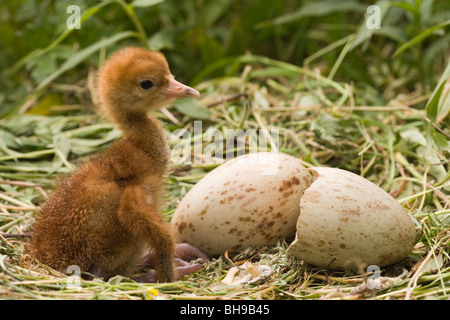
[288,167,418,270]
[171,152,315,256]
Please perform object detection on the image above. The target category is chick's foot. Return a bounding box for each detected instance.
[136,243,210,283]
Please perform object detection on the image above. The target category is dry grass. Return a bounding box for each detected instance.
[0,56,449,300]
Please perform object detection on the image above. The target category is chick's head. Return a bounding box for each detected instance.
[97,47,199,120]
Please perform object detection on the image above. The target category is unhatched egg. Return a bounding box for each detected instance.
[288,167,418,270]
[171,152,314,256]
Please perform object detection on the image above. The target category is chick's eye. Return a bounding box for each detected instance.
[139,80,154,90]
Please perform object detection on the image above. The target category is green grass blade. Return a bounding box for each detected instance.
[255,0,366,29]
[425,58,450,121]
[34,31,139,93]
[4,0,114,77]
[131,0,165,7]
[349,0,392,50]
[13,31,139,116]
[394,20,450,57]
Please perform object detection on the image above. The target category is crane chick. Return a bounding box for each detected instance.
[28,47,208,282]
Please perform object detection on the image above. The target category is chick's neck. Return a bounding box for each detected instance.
[114,109,169,165]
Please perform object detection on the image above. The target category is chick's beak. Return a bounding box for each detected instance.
[163,78,200,99]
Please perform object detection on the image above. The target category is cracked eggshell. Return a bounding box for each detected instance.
[288,167,417,270]
[171,152,315,256]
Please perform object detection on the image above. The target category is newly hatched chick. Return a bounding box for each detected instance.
[28,47,206,282]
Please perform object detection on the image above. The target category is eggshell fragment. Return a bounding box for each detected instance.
[171,152,315,256]
[288,167,417,270]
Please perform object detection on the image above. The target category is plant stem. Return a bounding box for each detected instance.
[116,0,149,49]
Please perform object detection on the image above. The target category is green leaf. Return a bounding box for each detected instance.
[399,127,427,146]
[50,133,73,173]
[5,0,114,76]
[394,20,450,57]
[423,58,450,152]
[426,59,450,121]
[0,130,22,156]
[131,0,165,7]
[256,0,366,28]
[27,93,65,115]
[173,98,212,120]
[148,30,176,51]
[64,123,117,139]
[429,127,449,152]
[421,251,443,273]
[10,30,140,116]
[391,1,419,16]
[427,81,446,121]
[35,31,138,93]
[69,130,122,156]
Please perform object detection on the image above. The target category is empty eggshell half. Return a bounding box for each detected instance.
[171,152,315,256]
[288,167,418,270]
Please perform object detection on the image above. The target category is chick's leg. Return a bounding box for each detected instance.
[117,186,176,282]
[143,243,210,279]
